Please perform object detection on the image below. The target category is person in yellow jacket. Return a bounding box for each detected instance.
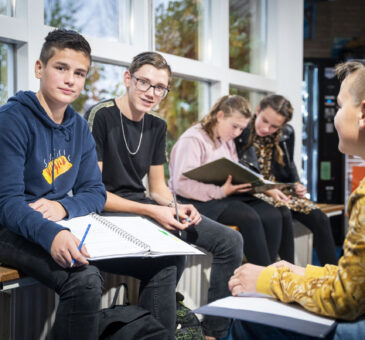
[228,60,365,338]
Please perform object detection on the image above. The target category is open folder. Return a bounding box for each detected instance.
[58,213,204,260]
[183,157,293,194]
[194,294,336,338]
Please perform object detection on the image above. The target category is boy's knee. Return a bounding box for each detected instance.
[61,265,103,299]
[221,228,244,259]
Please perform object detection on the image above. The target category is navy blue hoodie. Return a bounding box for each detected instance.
[0,91,106,252]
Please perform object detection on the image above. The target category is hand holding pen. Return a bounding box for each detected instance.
[172,193,202,229]
[71,223,91,267]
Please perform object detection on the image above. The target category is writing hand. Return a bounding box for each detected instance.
[176,203,202,226]
[222,175,252,196]
[29,198,67,221]
[50,230,90,268]
[228,263,264,296]
[149,205,190,232]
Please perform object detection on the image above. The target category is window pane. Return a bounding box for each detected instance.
[44,0,130,43]
[229,0,267,75]
[0,0,13,16]
[0,42,14,105]
[157,77,206,174]
[230,86,268,111]
[155,0,209,60]
[72,62,126,115]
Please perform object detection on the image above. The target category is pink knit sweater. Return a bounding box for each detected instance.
[168,123,238,202]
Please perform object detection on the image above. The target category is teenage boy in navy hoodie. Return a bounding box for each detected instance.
[0,29,183,340]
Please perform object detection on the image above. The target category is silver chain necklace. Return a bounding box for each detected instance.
[120,112,144,155]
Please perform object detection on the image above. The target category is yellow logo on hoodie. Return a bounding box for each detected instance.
[42,156,72,184]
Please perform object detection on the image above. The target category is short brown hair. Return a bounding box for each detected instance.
[129,52,172,84]
[335,61,365,106]
[201,95,251,142]
[39,29,91,66]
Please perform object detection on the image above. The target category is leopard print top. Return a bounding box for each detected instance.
[252,132,317,214]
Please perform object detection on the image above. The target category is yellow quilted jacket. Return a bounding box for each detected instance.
[257,177,365,320]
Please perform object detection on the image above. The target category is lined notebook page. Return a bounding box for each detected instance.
[105,216,203,256]
[58,215,147,260]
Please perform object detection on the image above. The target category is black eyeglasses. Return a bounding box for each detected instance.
[131,75,170,98]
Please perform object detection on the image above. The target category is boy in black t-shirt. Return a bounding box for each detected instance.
[85,52,243,340]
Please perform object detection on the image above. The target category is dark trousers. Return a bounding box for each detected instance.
[0,226,184,340]
[181,216,244,338]
[134,197,244,338]
[292,209,337,265]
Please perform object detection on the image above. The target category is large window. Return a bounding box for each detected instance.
[230,86,268,112]
[158,77,206,156]
[155,0,209,61]
[229,0,267,75]
[72,62,126,115]
[0,0,13,16]
[0,42,14,105]
[44,0,131,43]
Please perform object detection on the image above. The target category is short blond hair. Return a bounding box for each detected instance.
[335,61,365,106]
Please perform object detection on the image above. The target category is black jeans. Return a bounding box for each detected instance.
[181,216,244,338]
[216,198,285,266]
[292,209,337,265]
[0,226,184,340]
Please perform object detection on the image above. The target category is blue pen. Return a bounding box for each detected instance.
[71,223,91,267]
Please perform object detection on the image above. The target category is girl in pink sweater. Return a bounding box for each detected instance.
[169,95,294,265]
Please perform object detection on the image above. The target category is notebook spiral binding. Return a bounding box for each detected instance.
[91,213,150,251]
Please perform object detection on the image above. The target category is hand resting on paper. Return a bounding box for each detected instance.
[269,260,305,276]
[228,261,306,296]
[50,230,90,268]
[228,263,264,296]
[222,175,252,196]
[29,198,67,221]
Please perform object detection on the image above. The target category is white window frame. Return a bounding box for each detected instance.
[0,0,303,168]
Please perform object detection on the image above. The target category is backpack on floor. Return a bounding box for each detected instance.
[98,283,168,340]
[175,292,205,340]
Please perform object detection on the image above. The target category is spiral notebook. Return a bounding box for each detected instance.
[58,213,204,260]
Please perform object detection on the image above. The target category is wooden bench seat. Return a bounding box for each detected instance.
[0,265,36,291]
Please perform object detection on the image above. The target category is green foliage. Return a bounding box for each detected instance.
[155,1,203,179]
[0,44,9,105]
[229,9,251,72]
[155,0,201,60]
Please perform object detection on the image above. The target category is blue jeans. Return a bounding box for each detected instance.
[181,216,244,339]
[229,317,365,340]
[0,225,185,340]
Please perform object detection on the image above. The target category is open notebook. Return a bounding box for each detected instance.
[58,213,204,260]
